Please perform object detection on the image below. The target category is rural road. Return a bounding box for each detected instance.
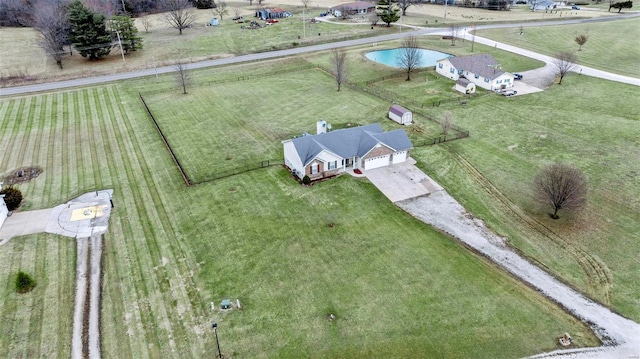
[1,13,639,97]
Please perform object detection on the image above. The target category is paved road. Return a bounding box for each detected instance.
[1,13,638,97]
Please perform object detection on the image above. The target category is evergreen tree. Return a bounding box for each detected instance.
[110,15,143,54]
[376,0,400,27]
[194,0,216,9]
[68,0,113,60]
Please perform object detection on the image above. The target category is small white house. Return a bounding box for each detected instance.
[436,53,515,92]
[388,105,412,125]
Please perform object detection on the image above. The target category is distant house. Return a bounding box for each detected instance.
[435,53,515,91]
[388,105,413,125]
[255,8,291,20]
[530,0,557,10]
[329,1,377,17]
[282,123,413,181]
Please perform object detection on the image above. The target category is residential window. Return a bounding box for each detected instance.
[438,63,443,69]
[497,80,502,84]
[458,70,463,75]
[328,161,337,170]
[474,74,479,79]
[450,68,455,73]
[311,164,319,174]
[484,78,490,83]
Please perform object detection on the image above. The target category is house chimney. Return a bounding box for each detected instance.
[317,120,327,134]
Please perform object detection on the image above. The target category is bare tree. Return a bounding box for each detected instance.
[448,24,460,46]
[233,7,241,19]
[552,51,578,85]
[214,1,229,20]
[440,111,453,135]
[397,35,422,81]
[574,34,588,51]
[301,0,311,9]
[368,12,379,27]
[397,0,419,16]
[534,163,587,219]
[140,16,152,33]
[331,48,348,91]
[175,61,191,94]
[246,0,253,5]
[162,0,195,35]
[32,1,69,69]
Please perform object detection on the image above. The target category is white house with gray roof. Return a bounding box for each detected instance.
[436,54,515,91]
[282,124,413,181]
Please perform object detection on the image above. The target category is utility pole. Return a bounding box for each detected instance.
[115,30,126,64]
[443,0,448,23]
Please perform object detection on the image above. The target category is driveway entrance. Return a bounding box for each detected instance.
[364,158,443,202]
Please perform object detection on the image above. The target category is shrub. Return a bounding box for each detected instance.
[1,185,23,211]
[302,175,311,185]
[16,271,36,293]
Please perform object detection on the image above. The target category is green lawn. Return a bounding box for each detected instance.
[0,74,601,357]
[475,17,640,77]
[414,75,640,319]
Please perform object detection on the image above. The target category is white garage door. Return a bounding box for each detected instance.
[365,155,390,170]
[392,151,407,164]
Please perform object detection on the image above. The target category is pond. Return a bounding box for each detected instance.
[365,48,452,69]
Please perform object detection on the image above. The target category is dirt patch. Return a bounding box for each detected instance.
[3,166,43,184]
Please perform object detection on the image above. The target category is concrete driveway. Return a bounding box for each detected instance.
[0,208,52,244]
[364,158,443,202]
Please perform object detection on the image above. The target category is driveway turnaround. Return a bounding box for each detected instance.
[364,159,443,202]
[0,190,113,359]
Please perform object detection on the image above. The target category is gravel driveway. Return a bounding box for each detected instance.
[397,190,640,358]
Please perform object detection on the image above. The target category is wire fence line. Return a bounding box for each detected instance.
[141,66,470,186]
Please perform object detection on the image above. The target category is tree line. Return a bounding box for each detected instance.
[2,0,147,69]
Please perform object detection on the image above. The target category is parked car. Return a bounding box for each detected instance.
[499,89,518,96]
[319,12,328,17]
[513,73,523,80]
[266,19,279,24]
[571,5,580,9]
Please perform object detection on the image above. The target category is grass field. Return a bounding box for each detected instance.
[0,70,603,356]
[475,17,640,77]
[412,75,640,320]
[0,234,75,359]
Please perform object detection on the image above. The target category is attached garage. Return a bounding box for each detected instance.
[365,155,390,170]
[392,151,408,164]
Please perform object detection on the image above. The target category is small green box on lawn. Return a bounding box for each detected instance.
[221,299,231,309]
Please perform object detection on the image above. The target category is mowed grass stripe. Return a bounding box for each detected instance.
[39,236,73,358]
[11,96,36,170]
[93,87,137,358]
[113,88,198,357]
[98,89,148,358]
[28,94,52,206]
[99,89,155,358]
[26,235,48,358]
[1,97,27,171]
[114,86,208,357]
[101,88,168,357]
